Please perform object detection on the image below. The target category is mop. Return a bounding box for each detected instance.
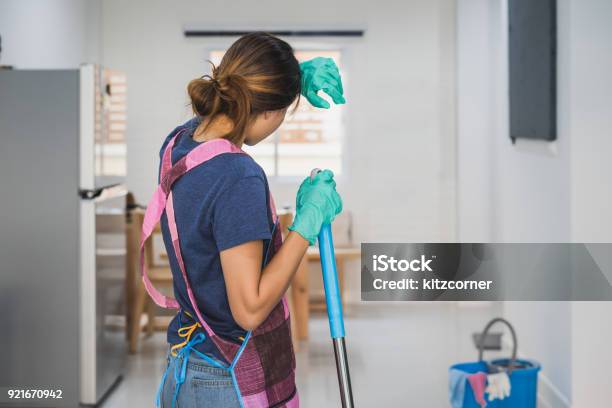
[301,58,353,406]
[311,169,355,408]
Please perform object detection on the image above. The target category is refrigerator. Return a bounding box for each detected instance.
[0,65,127,406]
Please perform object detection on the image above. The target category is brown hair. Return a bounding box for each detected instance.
[187,32,301,145]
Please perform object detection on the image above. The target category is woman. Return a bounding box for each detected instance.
[141,32,344,407]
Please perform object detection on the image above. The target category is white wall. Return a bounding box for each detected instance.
[457,1,571,244]
[457,0,612,406]
[0,0,100,68]
[568,1,612,243]
[101,0,457,302]
[456,0,496,242]
[567,0,612,406]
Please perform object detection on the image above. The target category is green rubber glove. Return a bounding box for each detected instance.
[288,170,343,245]
[299,57,346,109]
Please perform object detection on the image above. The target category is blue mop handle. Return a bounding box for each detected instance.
[311,168,354,407]
[318,224,345,339]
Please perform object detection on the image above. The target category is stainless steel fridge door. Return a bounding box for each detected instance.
[0,69,81,407]
[80,185,127,405]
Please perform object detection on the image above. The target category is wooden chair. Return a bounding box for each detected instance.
[127,209,174,353]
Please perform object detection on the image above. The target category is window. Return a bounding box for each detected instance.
[209,50,345,177]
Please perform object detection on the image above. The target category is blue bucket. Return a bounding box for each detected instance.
[449,318,541,408]
[450,358,540,407]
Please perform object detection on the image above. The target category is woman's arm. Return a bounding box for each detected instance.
[220,170,341,331]
[220,231,308,331]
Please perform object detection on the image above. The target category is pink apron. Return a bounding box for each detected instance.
[141,129,298,407]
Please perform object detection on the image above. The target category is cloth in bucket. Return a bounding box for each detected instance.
[449,369,491,408]
[449,369,468,408]
[467,372,487,407]
[486,372,511,402]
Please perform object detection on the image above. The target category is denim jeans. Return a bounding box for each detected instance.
[159,351,241,408]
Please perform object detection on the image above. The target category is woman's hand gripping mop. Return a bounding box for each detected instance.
[298,58,355,408]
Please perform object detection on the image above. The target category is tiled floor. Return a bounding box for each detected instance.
[103,303,502,407]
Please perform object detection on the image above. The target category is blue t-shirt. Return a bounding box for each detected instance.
[158,118,275,362]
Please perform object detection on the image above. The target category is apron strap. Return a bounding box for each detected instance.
[141,185,180,308]
[268,192,279,224]
[142,134,284,340]
[139,130,186,310]
[161,129,183,180]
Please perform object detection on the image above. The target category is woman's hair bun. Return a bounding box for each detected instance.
[187,76,215,117]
